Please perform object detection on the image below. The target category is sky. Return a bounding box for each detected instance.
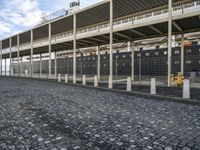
[0,0,103,40]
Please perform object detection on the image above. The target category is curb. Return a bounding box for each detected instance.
[2,76,200,105]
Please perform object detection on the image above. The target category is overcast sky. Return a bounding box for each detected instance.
[0,0,103,40]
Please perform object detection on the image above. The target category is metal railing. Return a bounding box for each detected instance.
[3,0,200,53]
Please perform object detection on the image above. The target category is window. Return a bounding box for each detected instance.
[93,57,96,60]
[104,56,106,59]
[174,50,180,54]
[137,54,141,57]
[122,55,126,58]
[93,64,96,67]
[185,60,192,64]
[174,61,180,65]
[145,53,150,56]
[155,52,159,56]
[122,63,126,66]
[103,64,107,67]
[198,60,200,64]
[88,58,91,61]
[164,51,167,55]
[116,56,119,59]
[186,49,192,53]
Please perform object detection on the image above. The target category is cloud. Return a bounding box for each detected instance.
[0,0,104,40]
[0,0,42,39]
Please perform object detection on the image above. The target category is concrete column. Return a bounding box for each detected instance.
[0,41,2,76]
[40,53,42,78]
[131,42,135,81]
[30,30,33,78]
[127,77,132,91]
[73,13,77,84]
[109,0,113,89]
[48,23,52,78]
[181,34,184,75]
[82,75,86,85]
[17,35,20,77]
[58,74,61,82]
[168,0,172,87]
[183,79,190,99]
[151,78,156,95]
[9,38,12,76]
[5,59,6,76]
[94,75,98,87]
[65,74,68,83]
[97,46,100,80]
[54,51,57,78]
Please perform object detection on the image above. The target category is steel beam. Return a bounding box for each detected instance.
[9,38,12,76]
[54,51,57,78]
[0,41,2,76]
[17,35,20,77]
[49,23,52,78]
[109,0,113,89]
[97,46,100,80]
[131,42,135,81]
[31,30,33,78]
[168,0,172,87]
[73,13,77,84]
[181,34,184,75]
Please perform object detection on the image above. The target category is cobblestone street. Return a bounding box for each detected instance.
[0,77,200,150]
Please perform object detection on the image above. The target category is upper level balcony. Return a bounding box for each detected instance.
[1,0,200,57]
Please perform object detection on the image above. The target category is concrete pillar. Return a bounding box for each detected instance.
[48,23,52,78]
[73,13,77,84]
[5,59,6,76]
[94,75,98,87]
[97,46,100,80]
[31,30,33,78]
[9,38,12,76]
[65,74,68,83]
[183,79,190,99]
[58,74,61,82]
[54,51,57,78]
[17,35,20,77]
[151,78,156,95]
[168,0,172,87]
[181,34,184,75]
[0,41,2,76]
[82,75,86,85]
[131,42,135,81]
[127,77,132,91]
[109,0,113,89]
[40,53,42,78]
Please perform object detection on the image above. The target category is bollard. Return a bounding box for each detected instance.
[65,74,68,83]
[82,75,86,85]
[127,77,132,91]
[58,74,61,82]
[94,75,98,87]
[108,76,113,89]
[183,79,190,99]
[151,78,156,95]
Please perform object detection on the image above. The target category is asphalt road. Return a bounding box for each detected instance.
[0,77,200,150]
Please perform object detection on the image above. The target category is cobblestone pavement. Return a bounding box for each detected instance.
[0,77,200,150]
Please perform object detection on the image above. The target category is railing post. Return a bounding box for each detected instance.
[65,74,68,83]
[48,23,52,79]
[181,34,184,75]
[82,75,86,85]
[94,75,98,87]
[30,30,33,78]
[0,41,2,76]
[9,38,12,76]
[127,77,132,91]
[73,12,77,84]
[151,78,156,95]
[183,79,190,99]
[58,74,61,82]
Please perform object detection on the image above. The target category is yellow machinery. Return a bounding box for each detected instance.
[175,72,184,87]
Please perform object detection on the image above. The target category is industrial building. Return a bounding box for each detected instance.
[1,0,200,88]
